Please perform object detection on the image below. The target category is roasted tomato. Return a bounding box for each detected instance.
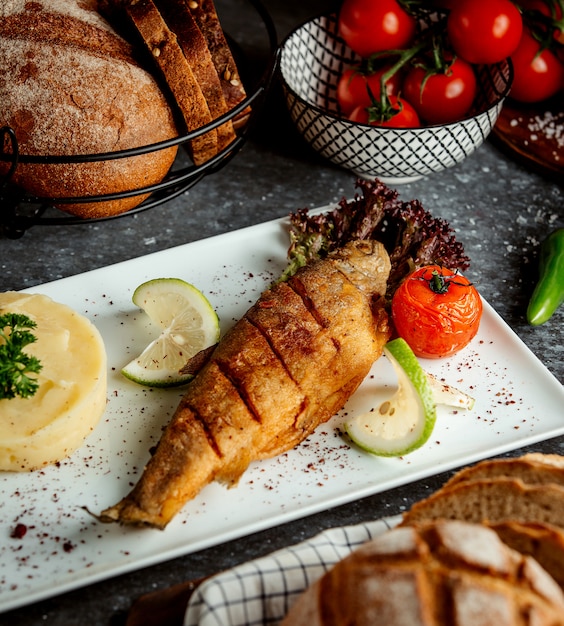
[391,265,483,359]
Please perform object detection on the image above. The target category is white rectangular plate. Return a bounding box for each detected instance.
[2,212,563,613]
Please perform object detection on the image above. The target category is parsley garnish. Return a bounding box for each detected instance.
[0,313,43,400]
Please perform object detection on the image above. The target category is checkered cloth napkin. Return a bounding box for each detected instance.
[183,515,401,626]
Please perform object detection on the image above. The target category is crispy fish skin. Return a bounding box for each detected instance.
[101,240,391,528]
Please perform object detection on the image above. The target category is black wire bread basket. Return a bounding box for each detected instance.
[0,0,279,239]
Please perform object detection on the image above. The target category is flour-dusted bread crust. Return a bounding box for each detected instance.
[281,520,564,626]
[400,455,564,593]
[0,0,179,218]
[487,521,564,592]
[283,454,564,624]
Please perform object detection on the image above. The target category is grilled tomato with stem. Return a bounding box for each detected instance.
[391,265,483,359]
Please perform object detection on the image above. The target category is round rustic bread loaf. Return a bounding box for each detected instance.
[0,0,178,218]
[281,520,564,626]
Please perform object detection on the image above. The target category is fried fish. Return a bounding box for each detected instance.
[101,240,391,528]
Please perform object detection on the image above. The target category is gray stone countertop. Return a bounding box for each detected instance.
[1,0,562,624]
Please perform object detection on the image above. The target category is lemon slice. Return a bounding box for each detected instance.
[345,338,437,457]
[121,278,220,387]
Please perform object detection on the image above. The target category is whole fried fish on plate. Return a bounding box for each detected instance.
[101,240,391,529]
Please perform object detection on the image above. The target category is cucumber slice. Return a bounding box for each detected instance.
[345,338,437,457]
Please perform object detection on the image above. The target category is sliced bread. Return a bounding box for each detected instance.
[442,454,564,490]
[188,0,250,129]
[153,0,236,151]
[401,477,564,530]
[402,454,564,592]
[119,0,218,165]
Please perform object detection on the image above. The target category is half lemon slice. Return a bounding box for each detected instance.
[345,338,437,457]
[121,278,220,387]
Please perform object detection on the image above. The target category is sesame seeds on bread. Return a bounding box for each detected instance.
[188,0,250,129]
[108,0,245,164]
[154,0,236,151]
[119,0,219,166]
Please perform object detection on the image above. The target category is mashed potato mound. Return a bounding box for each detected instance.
[0,291,107,471]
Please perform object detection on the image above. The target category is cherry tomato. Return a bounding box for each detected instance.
[337,65,402,115]
[391,265,483,359]
[447,0,523,64]
[348,95,420,128]
[509,28,564,102]
[338,0,417,57]
[402,58,477,125]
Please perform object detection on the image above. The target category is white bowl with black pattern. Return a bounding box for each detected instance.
[279,13,513,184]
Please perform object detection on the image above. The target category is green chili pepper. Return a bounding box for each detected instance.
[526,228,564,326]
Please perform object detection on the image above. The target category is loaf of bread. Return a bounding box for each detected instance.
[1,0,249,218]
[399,454,564,594]
[0,0,179,218]
[282,454,564,624]
[281,520,564,625]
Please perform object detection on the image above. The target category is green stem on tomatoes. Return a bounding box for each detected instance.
[368,19,452,121]
[360,41,429,123]
[527,228,564,326]
[425,268,469,294]
[378,40,427,112]
[518,0,564,49]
